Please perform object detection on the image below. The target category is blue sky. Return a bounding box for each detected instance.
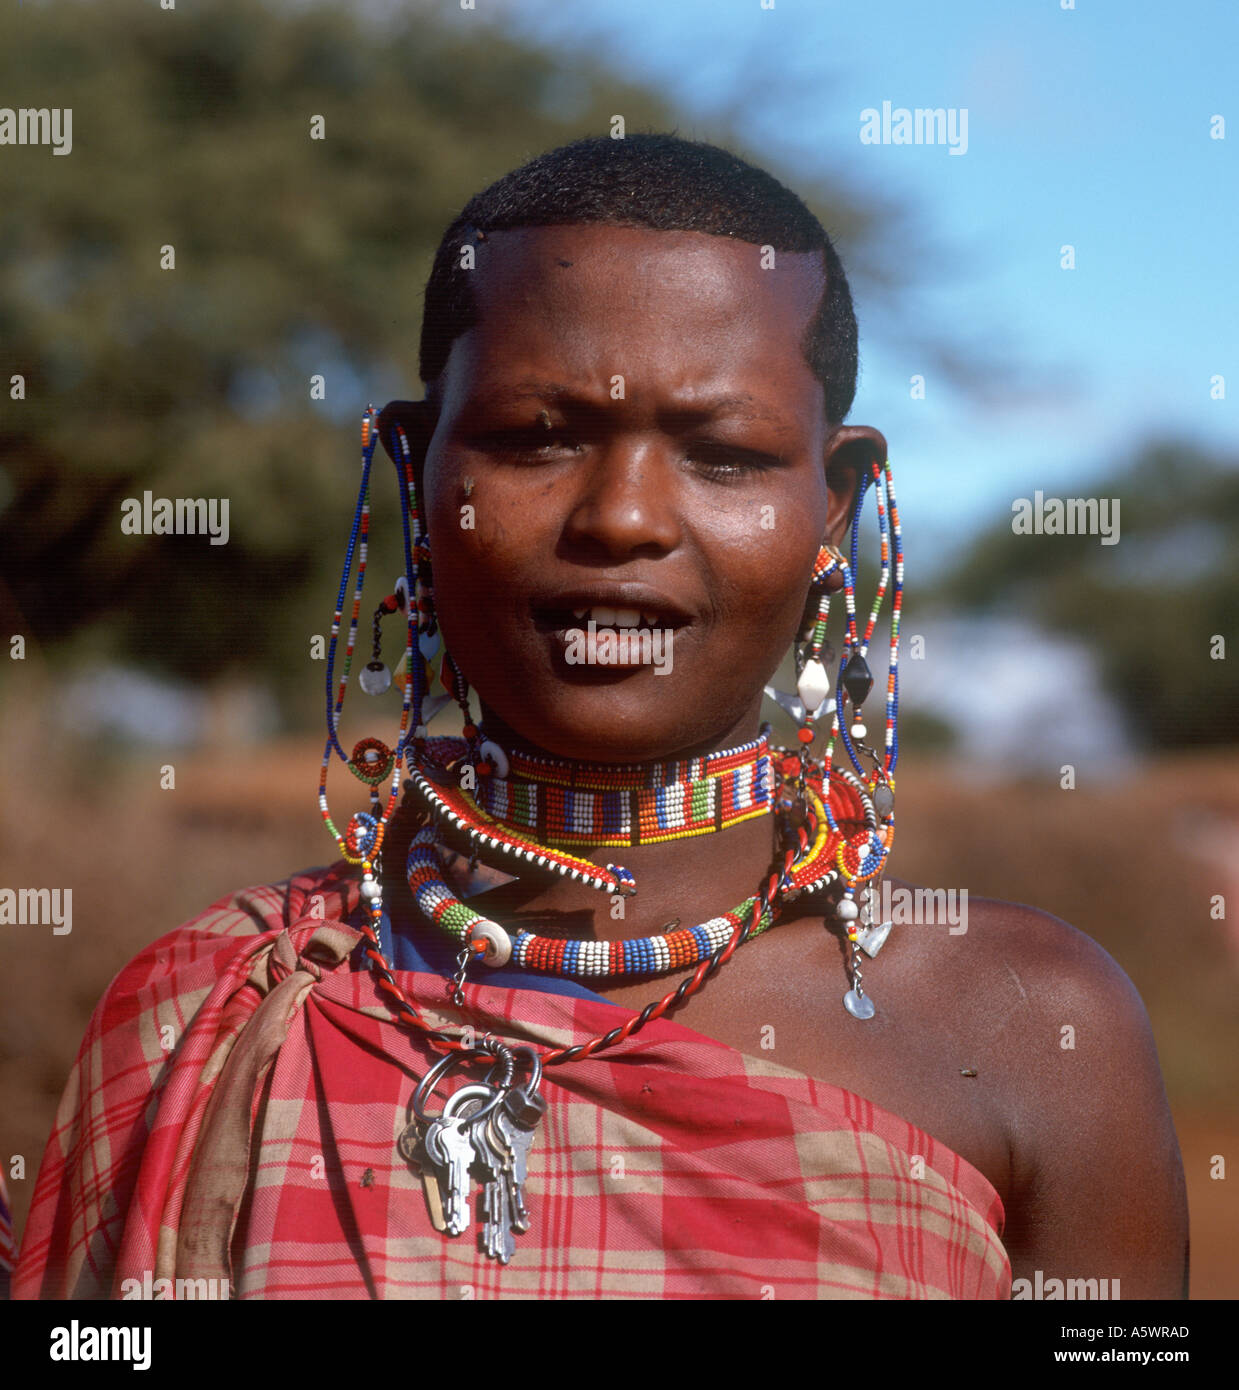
[459,0,1237,559]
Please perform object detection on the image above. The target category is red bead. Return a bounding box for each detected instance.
[462,723,478,739]
[797,727,814,744]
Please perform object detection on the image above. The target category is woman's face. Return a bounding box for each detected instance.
[412,222,872,762]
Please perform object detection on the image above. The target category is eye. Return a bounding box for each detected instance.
[687,446,782,482]
[479,427,584,461]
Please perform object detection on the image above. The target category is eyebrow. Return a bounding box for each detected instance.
[460,383,790,428]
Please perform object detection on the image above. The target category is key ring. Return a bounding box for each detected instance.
[440,1081,507,1128]
[411,1050,470,1124]
[413,1039,516,1124]
[509,1044,543,1096]
[480,1039,541,1093]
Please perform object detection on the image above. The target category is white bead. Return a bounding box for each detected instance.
[797,658,831,711]
[470,920,512,967]
[836,898,859,921]
[360,878,381,900]
[479,738,510,778]
[414,724,428,740]
[358,662,392,696]
[850,721,867,739]
[394,575,410,611]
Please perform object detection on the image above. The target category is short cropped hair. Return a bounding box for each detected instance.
[419,132,859,424]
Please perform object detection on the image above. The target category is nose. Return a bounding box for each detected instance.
[560,438,683,561]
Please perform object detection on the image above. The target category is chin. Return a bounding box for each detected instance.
[487,681,753,764]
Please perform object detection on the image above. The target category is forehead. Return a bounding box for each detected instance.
[442,223,826,425]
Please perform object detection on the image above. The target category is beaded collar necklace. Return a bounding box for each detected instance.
[472,731,774,848]
[405,730,773,899]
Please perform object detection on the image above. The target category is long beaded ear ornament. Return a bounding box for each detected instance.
[764,459,903,1019]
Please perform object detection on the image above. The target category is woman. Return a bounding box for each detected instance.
[15,133,1187,1300]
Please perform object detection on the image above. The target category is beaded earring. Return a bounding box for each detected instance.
[764,459,903,1019]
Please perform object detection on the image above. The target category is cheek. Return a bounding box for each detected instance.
[709,529,817,645]
[422,482,546,670]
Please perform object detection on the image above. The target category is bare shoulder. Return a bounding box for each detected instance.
[952,894,1164,1066]
[947,895,1189,1297]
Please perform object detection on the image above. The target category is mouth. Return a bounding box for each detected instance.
[530,590,693,673]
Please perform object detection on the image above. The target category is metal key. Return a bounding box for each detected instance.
[487,1108,524,1233]
[471,1117,514,1263]
[402,1123,448,1232]
[426,1114,475,1236]
[441,1082,510,1258]
[494,1085,546,1233]
[408,1084,500,1239]
[485,1111,523,1255]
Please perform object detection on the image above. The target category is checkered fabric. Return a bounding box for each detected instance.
[14,865,1010,1300]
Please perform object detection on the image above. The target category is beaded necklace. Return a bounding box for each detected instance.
[474,732,774,848]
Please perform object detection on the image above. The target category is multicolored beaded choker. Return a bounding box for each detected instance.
[473,732,774,848]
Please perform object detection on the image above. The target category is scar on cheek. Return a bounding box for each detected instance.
[462,476,475,498]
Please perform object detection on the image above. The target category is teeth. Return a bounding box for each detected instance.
[565,605,671,628]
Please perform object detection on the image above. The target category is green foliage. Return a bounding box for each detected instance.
[934,441,1239,749]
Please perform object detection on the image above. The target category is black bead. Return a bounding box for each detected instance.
[841,653,873,706]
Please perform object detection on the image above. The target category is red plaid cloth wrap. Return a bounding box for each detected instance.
[15,865,1011,1300]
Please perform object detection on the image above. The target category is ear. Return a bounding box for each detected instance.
[377,399,437,499]
[797,425,889,633]
[822,425,888,549]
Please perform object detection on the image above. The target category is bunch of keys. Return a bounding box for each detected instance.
[398,1039,546,1264]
